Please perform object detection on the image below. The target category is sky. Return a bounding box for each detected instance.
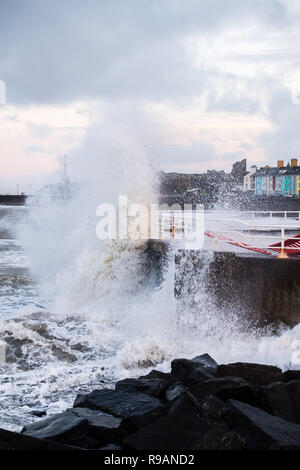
[1,0,300,193]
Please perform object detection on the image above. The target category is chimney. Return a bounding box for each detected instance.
[278,160,284,169]
[291,158,298,168]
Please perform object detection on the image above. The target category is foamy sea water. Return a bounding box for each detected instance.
[1,202,300,433]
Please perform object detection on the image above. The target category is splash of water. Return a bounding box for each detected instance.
[17,125,300,374]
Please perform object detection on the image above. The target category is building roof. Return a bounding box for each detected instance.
[285,166,300,175]
[252,166,292,178]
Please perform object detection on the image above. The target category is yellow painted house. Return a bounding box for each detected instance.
[297,175,300,196]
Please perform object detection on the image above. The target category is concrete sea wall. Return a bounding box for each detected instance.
[0,195,27,205]
[175,251,300,328]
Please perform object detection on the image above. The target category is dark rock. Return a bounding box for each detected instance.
[124,390,241,451]
[286,380,300,423]
[168,391,204,416]
[68,407,120,425]
[115,377,168,400]
[73,389,162,418]
[283,370,300,382]
[165,383,186,402]
[4,336,34,364]
[167,389,241,448]
[67,408,123,443]
[171,354,218,385]
[200,395,225,423]
[124,413,211,450]
[0,427,81,450]
[22,411,91,447]
[196,423,243,450]
[170,389,240,428]
[198,353,219,369]
[120,405,169,435]
[189,377,253,403]
[71,342,89,352]
[216,383,262,409]
[142,370,179,383]
[216,362,283,386]
[219,431,244,450]
[142,369,182,389]
[139,369,185,401]
[51,345,77,363]
[189,377,267,410]
[25,322,56,340]
[99,444,123,450]
[30,410,46,417]
[259,380,300,424]
[23,407,125,449]
[168,390,228,426]
[121,388,212,438]
[259,382,295,422]
[223,399,300,450]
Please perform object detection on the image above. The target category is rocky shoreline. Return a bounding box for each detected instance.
[2,354,300,450]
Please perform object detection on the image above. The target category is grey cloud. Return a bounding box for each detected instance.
[26,123,53,138]
[25,145,45,153]
[149,141,217,166]
[142,132,240,170]
[207,89,261,114]
[1,0,298,187]
[0,0,287,105]
[258,79,300,160]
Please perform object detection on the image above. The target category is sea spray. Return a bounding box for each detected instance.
[16,123,167,372]
[15,124,300,374]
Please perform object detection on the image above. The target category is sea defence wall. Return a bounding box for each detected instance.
[160,194,300,211]
[0,195,27,205]
[237,196,300,212]
[175,251,300,328]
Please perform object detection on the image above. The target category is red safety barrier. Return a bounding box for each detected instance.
[269,233,300,256]
[205,231,273,256]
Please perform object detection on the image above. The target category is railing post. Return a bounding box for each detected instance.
[277,227,289,259]
[214,232,219,251]
[172,214,175,241]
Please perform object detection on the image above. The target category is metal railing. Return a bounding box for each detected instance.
[205,211,300,255]
[155,209,300,256]
[249,210,300,223]
[209,230,300,252]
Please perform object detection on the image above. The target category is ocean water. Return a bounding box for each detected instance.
[0,206,40,318]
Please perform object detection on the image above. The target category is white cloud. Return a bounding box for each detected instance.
[0,101,101,192]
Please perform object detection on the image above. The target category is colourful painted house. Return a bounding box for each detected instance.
[250,159,300,197]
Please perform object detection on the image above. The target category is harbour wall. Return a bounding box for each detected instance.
[175,250,300,328]
[0,195,27,205]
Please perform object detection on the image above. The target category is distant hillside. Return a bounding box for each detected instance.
[158,171,235,208]
[158,172,300,211]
